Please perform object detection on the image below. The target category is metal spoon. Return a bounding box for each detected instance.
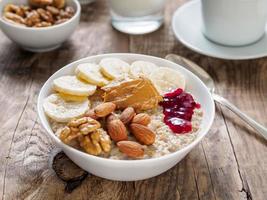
[165,54,267,140]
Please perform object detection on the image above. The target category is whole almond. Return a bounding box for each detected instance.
[130,123,155,145]
[117,141,144,158]
[120,107,135,124]
[107,119,128,142]
[94,102,116,117]
[132,113,151,126]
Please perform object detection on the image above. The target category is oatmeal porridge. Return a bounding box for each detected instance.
[43,58,203,160]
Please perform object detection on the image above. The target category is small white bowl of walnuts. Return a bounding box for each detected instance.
[0,0,81,52]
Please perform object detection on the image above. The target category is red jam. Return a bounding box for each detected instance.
[159,88,201,134]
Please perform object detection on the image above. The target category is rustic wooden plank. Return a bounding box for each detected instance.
[0,1,131,200]
[129,0,267,200]
[0,51,39,200]
[0,0,266,199]
[208,59,267,200]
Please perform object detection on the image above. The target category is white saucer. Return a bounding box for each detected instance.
[172,0,267,60]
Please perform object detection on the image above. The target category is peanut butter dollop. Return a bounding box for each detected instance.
[102,78,162,111]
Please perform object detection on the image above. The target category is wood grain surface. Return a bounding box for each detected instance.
[0,0,266,199]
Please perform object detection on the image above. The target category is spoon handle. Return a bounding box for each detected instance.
[212,93,267,140]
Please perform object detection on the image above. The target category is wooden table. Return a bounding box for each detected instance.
[1,1,266,199]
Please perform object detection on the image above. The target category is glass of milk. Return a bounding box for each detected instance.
[109,0,166,35]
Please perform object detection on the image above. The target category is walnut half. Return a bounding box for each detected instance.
[78,129,111,156]
[59,116,111,156]
[60,117,100,144]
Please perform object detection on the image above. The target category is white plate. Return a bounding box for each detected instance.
[37,53,215,181]
[172,0,267,60]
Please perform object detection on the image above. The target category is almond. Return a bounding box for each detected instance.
[106,113,118,123]
[94,102,116,117]
[132,113,151,126]
[120,107,135,124]
[130,123,155,145]
[117,141,144,158]
[107,119,128,142]
[84,109,98,120]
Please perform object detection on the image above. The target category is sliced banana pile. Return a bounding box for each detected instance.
[43,58,129,122]
[43,57,186,123]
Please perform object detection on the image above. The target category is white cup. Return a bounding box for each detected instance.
[201,0,267,46]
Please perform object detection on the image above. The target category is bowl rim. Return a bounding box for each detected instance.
[0,0,81,30]
[37,53,215,164]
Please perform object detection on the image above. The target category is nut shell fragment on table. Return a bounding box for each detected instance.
[52,151,88,193]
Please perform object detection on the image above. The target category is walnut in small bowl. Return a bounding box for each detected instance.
[3,0,75,27]
[0,0,80,52]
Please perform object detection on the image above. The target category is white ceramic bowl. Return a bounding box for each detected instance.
[0,0,81,52]
[37,53,215,181]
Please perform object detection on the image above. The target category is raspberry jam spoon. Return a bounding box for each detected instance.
[165,54,267,140]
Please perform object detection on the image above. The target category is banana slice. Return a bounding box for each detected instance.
[149,67,186,95]
[43,93,90,122]
[99,58,130,80]
[53,76,97,96]
[59,93,88,102]
[75,63,109,86]
[130,61,157,77]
